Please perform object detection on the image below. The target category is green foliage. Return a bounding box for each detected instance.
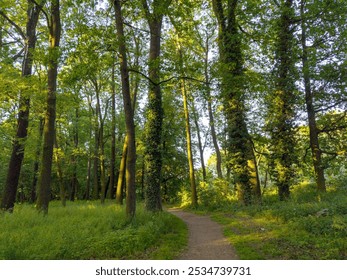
[197,179,236,210]
[209,186,347,259]
[0,201,187,260]
[178,176,237,211]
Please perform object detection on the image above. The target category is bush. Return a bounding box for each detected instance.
[178,178,236,210]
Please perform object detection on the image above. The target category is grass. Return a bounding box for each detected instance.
[0,201,187,260]
[189,183,347,260]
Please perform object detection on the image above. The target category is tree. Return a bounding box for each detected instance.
[0,0,43,211]
[113,0,136,218]
[178,45,198,207]
[212,0,261,205]
[142,0,172,212]
[36,0,61,214]
[267,0,297,201]
[300,0,326,192]
[203,35,223,179]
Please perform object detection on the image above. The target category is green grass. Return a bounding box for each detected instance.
[0,201,187,260]
[205,185,347,260]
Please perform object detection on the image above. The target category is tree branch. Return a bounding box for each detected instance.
[128,68,208,86]
[29,0,50,27]
[315,99,347,113]
[212,0,226,31]
[141,0,151,22]
[12,47,25,60]
[0,10,25,39]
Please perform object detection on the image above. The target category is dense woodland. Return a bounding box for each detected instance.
[1,0,347,217]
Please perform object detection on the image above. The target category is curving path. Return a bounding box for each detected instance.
[168,208,239,260]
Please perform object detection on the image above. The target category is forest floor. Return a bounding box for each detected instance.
[168,208,239,260]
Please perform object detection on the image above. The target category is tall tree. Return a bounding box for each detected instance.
[267,0,296,201]
[178,45,198,207]
[300,0,326,192]
[142,0,172,212]
[36,0,61,214]
[113,0,136,218]
[115,30,141,205]
[1,0,43,212]
[203,29,223,178]
[191,99,207,182]
[108,58,117,200]
[115,136,127,204]
[182,79,198,207]
[212,0,261,205]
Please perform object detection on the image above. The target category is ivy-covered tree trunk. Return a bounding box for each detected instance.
[300,1,326,193]
[268,0,296,201]
[142,0,171,212]
[114,0,136,218]
[212,0,261,205]
[1,0,42,211]
[36,0,61,214]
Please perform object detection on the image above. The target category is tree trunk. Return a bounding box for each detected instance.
[69,107,79,201]
[54,134,66,207]
[204,37,223,178]
[36,0,61,214]
[142,0,171,212]
[181,77,198,207]
[1,0,42,211]
[88,89,101,200]
[30,118,44,203]
[114,36,140,204]
[115,137,127,205]
[108,60,117,199]
[92,117,100,200]
[212,0,260,205]
[85,154,92,200]
[95,87,107,204]
[144,18,163,212]
[300,1,326,193]
[114,0,137,218]
[268,0,296,201]
[192,100,207,182]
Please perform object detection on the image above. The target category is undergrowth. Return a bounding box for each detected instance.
[0,201,187,260]
[185,182,347,260]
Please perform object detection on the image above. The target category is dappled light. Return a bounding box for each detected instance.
[0,0,346,261]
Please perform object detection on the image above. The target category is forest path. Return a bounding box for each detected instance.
[168,208,239,260]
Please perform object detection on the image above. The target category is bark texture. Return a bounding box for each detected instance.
[114,0,137,218]
[1,0,42,211]
[36,0,61,214]
[268,0,296,201]
[142,0,172,212]
[300,1,326,192]
[212,0,261,205]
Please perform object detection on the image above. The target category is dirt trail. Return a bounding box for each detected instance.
[168,208,239,260]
